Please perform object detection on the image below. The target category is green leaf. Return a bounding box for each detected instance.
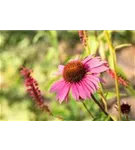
[115,44,132,50]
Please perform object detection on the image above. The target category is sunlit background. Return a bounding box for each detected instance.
[0,31,135,121]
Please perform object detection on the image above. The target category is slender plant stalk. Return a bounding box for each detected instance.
[94,31,108,112]
[98,84,108,112]
[99,93,108,112]
[91,95,114,121]
[81,101,95,119]
[85,46,91,55]
[84,31,91,54]
[104,30,122,121]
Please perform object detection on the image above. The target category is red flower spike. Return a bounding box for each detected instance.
[78,30,88,47]
[108,69,129,87]
[20,67,52,115]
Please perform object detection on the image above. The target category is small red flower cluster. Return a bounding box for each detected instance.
[20,67,52,115]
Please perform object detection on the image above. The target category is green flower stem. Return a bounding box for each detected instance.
[99,84,108,112]
[91,95,114,121]
[104,30,122,121]
[81,101,95,119]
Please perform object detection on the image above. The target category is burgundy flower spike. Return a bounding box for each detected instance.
[78,30,88,47]
[108,69,129,87]
[20,67,52,115]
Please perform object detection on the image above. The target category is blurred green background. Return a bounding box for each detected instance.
[0,31,135,121]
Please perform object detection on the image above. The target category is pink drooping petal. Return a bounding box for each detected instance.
[80,80,91,98]
[82,55,93,64]
[86,74,99,83]
[83,56,108,72]
[83,55,101,65]
[85,57,103,65]
[90,60,107,68]
[82,79,97,99]
[76,82,87,100]
[71,83,79,100]
[90,65,108,73]
[84,57,100,66]
[56,82,70,103]
[83,78,96,93]
[85,75,99,89]
[50,79,65,92]
[58,65,65,74]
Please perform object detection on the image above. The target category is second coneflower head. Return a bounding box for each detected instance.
[115,102,131,117]
[121,103,131,115]
[50,55,109,103]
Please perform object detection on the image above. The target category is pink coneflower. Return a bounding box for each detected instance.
[50,55,109,103]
